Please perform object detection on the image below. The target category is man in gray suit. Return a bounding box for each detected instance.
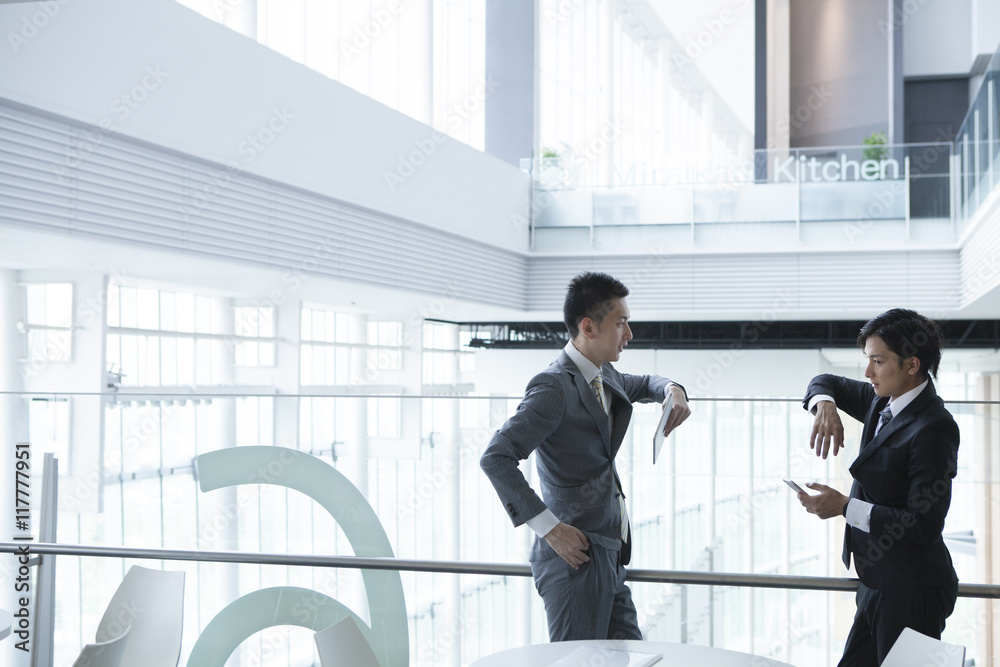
[480,272,691,641]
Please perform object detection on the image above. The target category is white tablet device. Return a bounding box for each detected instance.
[652,392,674,464]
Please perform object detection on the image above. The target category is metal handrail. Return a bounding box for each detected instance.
[2,391,999,404]
[4,542,999,598]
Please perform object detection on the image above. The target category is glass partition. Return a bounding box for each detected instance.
[955,42,1000,235]
[528,31,1000,245]
[524,142,954,247]
[11,391,999,666]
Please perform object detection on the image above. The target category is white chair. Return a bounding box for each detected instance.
[315,617,380,667]
[71,625,131,667]
[882,627,966,667]
[90,565,186,667]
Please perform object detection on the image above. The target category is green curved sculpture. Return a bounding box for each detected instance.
[186,587,371,664]
[186,446,408,667]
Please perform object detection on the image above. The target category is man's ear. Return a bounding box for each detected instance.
[579,316,596,339]
[905,356,922,376]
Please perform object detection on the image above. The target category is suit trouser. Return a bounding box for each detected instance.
[530,542,641,642]
[838,581,958,667]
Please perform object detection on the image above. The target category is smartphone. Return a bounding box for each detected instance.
[783,479,809,494]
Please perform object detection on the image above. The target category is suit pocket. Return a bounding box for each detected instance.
[875,444,908,470]
[859,446,910,501]
[544,480,609,522]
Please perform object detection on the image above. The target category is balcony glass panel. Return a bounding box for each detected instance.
[13,392,999,666]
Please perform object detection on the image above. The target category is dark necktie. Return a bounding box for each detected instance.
[877,406,893,433]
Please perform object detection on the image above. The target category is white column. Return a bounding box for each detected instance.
[439,325,462,666]
[978,373,999,664]
[766,0,790,157]
[484,0,535,167]
[213,297,240,608]
[271,297,301,451]
[347,315,369,497]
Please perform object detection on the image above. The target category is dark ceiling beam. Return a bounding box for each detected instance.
[455,320,1000,350]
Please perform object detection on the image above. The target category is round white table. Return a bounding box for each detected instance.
[470,639,798,666]
[0,608,13,641]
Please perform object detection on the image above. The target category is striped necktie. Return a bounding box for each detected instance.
[876,405,893,434]
[590,375,605,409]
[592,375,629,542]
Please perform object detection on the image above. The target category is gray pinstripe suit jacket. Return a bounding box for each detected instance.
[481,351,671,562]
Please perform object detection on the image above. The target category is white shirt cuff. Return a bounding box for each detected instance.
[845,498,873,533]
[808,395,835,413]
[526,509,560,537]
[665,382,686,401]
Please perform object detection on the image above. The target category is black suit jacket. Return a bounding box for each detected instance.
[803,375,959,589]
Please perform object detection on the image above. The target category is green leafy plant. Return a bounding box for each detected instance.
[540,146,561,160]
[862,131,888,162]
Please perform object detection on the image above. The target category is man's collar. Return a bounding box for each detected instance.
[887,378,930,416]
[563,340,601,383]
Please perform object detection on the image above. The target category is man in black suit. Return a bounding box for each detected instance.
[798,308,959,666]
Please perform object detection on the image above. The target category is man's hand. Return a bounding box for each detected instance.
[544,522,591,569]
[662,385,691,437]
[798,483,848,520]
[810,401,844,459]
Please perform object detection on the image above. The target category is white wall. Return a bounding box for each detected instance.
[0,0,530,253]
[903,0,1000,78]
[903,0,972,77]
[972,0,1000,63]
[0,226,531,322]
[788,0,891,147]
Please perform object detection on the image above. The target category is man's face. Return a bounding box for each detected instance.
[590,297,632,364]
[863,335,919,399]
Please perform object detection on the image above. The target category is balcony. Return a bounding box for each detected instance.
[2,390,998,666]
[524,143,962,252]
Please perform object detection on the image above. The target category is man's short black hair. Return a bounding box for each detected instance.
[563,272,629,339]
[857,308,944,379]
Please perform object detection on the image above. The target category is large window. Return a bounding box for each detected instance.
[300,306,353,385]
[39,272,999,666]
[537,0,754,186]
[177,0,486,149]
[106,284,228,387]
[24,282,73,362]
[431,0,486,148]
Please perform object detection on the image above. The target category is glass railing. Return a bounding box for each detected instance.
[521,144,955,248]
[955,40,1000,235]
[2,392,998,666]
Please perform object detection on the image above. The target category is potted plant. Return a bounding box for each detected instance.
[862,131,889,162]
[537,146,567,188]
